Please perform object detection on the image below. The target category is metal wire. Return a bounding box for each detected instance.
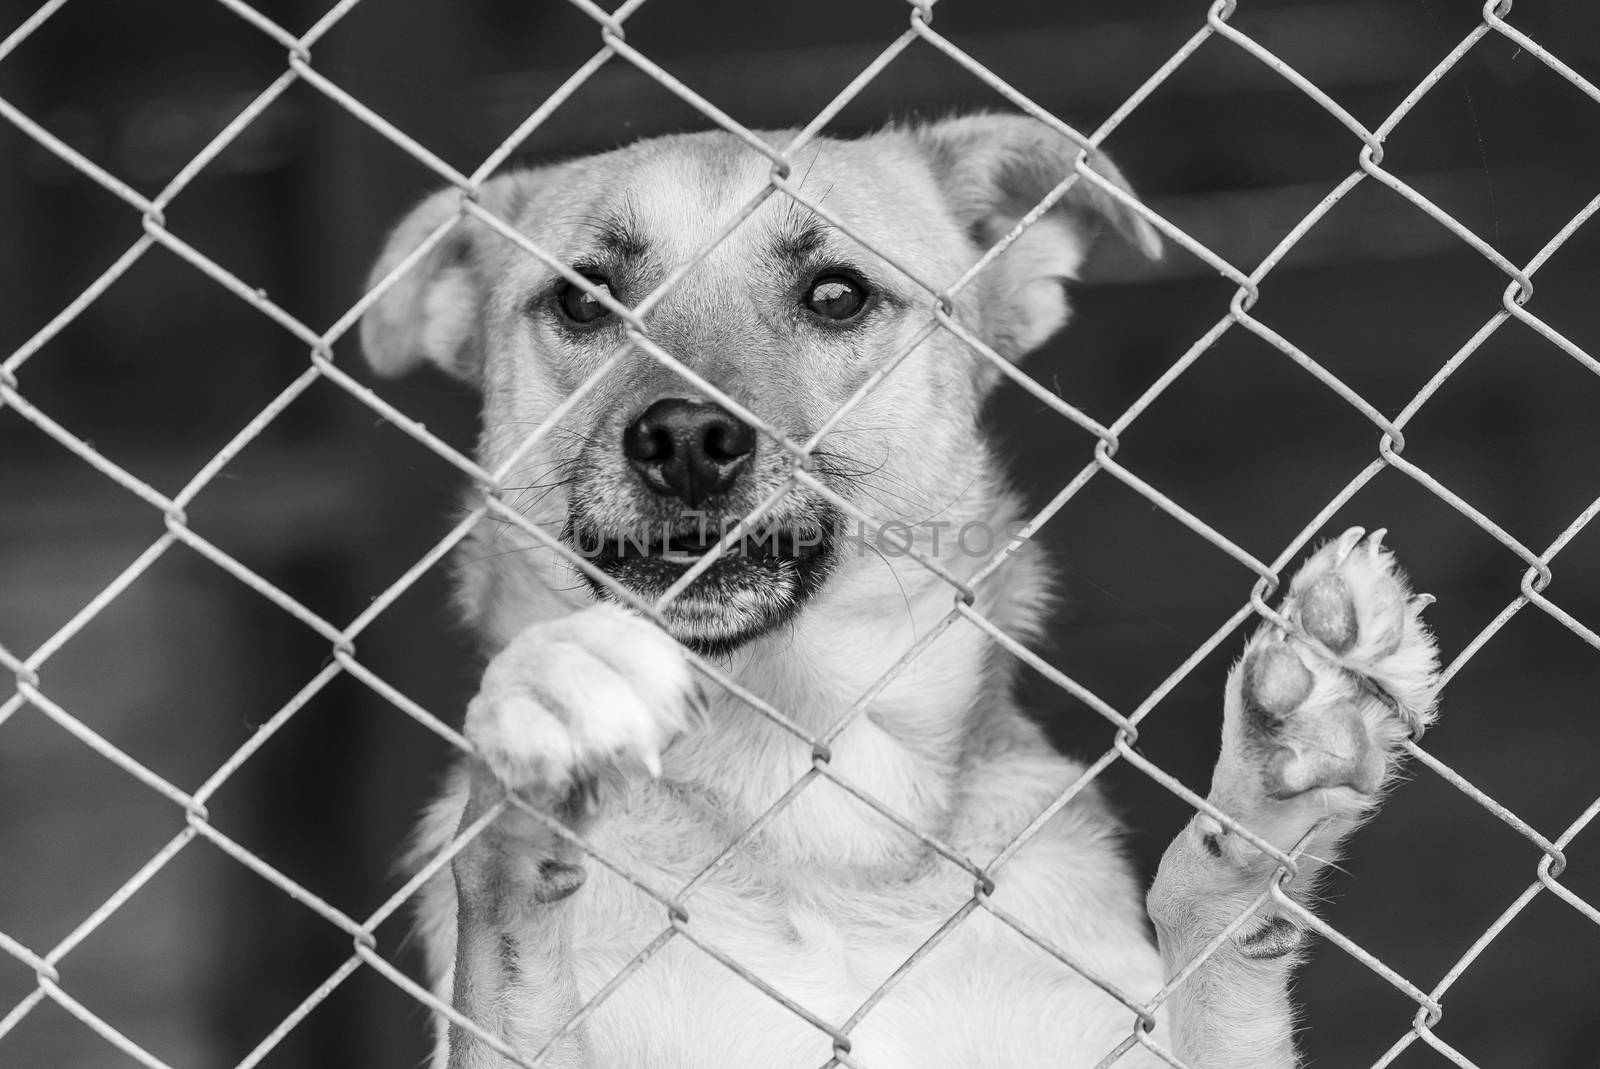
[2,1,1597,1066]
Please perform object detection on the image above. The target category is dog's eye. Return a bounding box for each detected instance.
[556,275,613,325]
[804,274,868,322]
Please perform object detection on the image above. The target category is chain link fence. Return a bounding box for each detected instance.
[2,0,1598,1066]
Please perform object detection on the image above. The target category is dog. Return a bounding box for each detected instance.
[360,113,1442,1068]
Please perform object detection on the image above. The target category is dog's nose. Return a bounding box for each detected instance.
[622,398,756,504]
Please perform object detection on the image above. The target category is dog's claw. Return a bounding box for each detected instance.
[1367,527,1387,558]
[687,681,713,730]
[1411,593,1436,610]
[579,773,601,811]
[1332,526,1366,567]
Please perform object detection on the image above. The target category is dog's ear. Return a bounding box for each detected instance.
[913,113,1163,360]
[360,174,534,382]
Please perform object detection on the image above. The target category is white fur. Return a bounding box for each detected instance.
[364,118,1440,1069]
[467,604,695,789]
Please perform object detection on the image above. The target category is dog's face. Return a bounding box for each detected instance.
[362,115,1158,654]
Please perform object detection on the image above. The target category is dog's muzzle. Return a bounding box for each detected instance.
[563,398,839,654]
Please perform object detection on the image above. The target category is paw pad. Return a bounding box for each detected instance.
[1242,643,1313,727]
[1264,699,1381,799]
[1299,574,1357,653]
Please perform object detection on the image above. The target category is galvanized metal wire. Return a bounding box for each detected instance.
[3,0,1597,1066]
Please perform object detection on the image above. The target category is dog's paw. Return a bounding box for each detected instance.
[466,603,699,800]
[1202,527,1441,875]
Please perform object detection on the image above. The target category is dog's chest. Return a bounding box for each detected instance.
[566,862,1164,1069]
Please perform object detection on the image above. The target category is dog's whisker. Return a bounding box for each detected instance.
[857,538,919,641]
[485,459,584,546]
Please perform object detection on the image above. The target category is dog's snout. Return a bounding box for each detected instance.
[622,398,756,504]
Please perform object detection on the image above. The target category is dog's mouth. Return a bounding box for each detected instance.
[564,512,837,655]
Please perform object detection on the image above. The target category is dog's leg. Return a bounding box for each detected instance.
[1147,527,1441,1069]
[445,603,697,1069]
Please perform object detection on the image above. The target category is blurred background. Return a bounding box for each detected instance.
[2,0,1599,1065]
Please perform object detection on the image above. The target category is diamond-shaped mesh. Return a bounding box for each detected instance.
[3,1,1598,1067]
